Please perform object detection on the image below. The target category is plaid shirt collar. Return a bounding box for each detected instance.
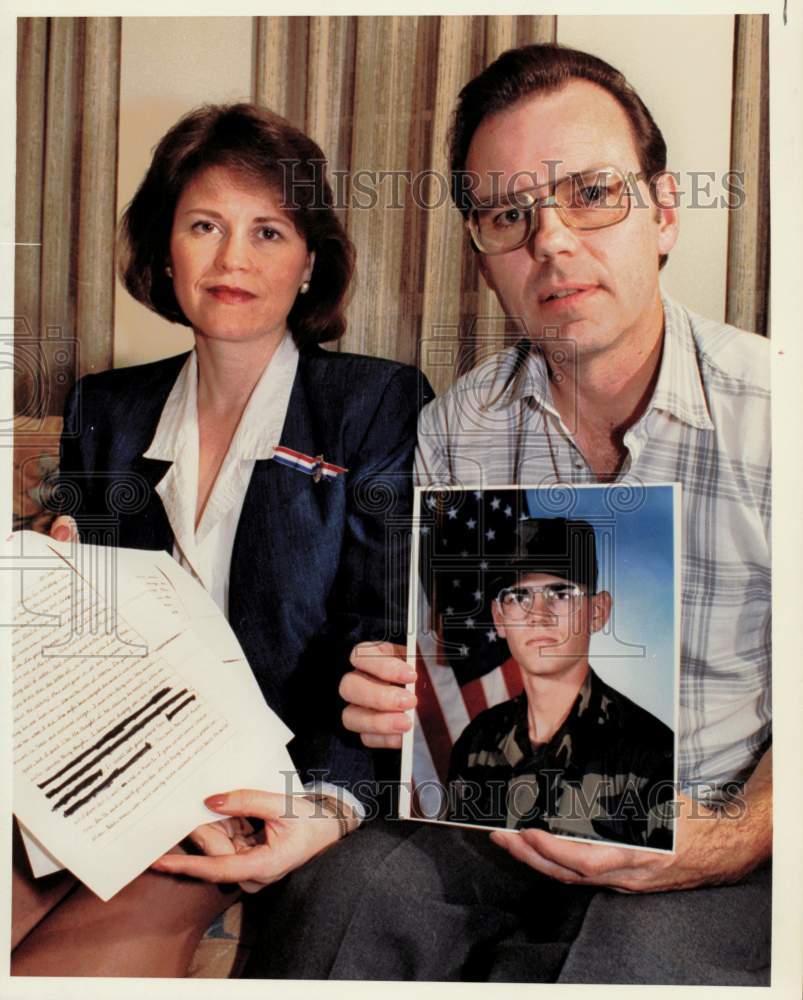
[486,294,714,431]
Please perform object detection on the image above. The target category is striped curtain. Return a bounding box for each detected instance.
[726,14,770,336]
[14,17,121,421]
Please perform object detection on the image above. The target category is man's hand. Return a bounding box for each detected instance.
[49,515,78,543]
[150,790,350,887]
[491,750,772,893]
[340,642,416,749]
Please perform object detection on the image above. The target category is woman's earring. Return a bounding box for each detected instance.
[165,265,173,278]
[299,280,310,295]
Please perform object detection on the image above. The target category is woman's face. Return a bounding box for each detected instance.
[168,165,314,346]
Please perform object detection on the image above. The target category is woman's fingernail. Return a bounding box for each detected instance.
[396,691,416,709]
[54,527,69,541]
[393,715,413,732]
[204,794,227,810]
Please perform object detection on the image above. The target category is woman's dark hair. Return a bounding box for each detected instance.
[449,44,670,267]
[119,103,355,347]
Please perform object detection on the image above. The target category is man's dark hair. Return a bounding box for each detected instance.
[449,43,669,267]
[119,103,355,348]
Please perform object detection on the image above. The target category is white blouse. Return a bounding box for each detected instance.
[142,331,299,617]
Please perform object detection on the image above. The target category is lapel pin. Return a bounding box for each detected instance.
[273,445,348,481]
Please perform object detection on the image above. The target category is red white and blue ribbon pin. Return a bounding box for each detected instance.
[273,445,348,483]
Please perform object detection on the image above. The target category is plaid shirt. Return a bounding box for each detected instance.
[416,296,771,801]
[445,668,675,847]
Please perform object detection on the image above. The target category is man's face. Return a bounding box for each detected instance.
[465,80,678,362]
[492,572,611,680]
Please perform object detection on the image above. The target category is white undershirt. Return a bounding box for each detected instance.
[143,332,299,617]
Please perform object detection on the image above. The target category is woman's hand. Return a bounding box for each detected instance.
[150,790,351,887]
[49,515,78,542]
[340,641,417,749]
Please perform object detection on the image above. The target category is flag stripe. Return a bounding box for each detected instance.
[501,656,524,699]
[414,654,455,787]
[480,666,509,707]
[460,676,489,720]
[416,617,470,742]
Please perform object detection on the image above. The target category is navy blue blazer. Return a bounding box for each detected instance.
[58,345,433,795]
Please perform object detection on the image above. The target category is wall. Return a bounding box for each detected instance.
[556,15,734,324]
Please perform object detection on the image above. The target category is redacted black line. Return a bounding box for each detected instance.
[37,686,172,790]
[43,689,187,798]
[165,694,196,721]
[63,742,152,818]
[50,769,103,811]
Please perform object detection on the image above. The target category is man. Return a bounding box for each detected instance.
[251,44,771,984]
[444,517,674,850]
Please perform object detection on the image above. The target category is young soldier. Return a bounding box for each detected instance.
[445,517,674,850]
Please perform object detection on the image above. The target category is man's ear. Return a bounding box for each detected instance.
[589,591,612,634]
[491,599,507,640]
[652,171,679,258]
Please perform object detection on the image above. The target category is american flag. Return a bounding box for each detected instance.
[411,487,534,816]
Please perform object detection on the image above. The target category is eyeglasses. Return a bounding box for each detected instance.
[496,583,585,619]
[467,166,645,256]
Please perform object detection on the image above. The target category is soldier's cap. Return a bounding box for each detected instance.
[491,517,599,596]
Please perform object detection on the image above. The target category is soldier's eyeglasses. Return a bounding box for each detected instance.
[496,583,585,619]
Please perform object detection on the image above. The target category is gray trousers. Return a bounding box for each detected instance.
[245,819,771,984]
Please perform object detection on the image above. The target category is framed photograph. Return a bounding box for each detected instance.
[402,483,680,852]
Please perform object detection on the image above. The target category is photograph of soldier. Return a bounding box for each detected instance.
[442,515,675,849]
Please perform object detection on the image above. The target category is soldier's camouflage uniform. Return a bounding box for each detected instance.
[445,668,675,849]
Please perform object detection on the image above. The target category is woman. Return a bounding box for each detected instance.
[12,103,429,976]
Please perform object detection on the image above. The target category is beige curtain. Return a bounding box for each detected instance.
[254,15,556,395]
[14,17,121,421]
[726,14,770,336]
